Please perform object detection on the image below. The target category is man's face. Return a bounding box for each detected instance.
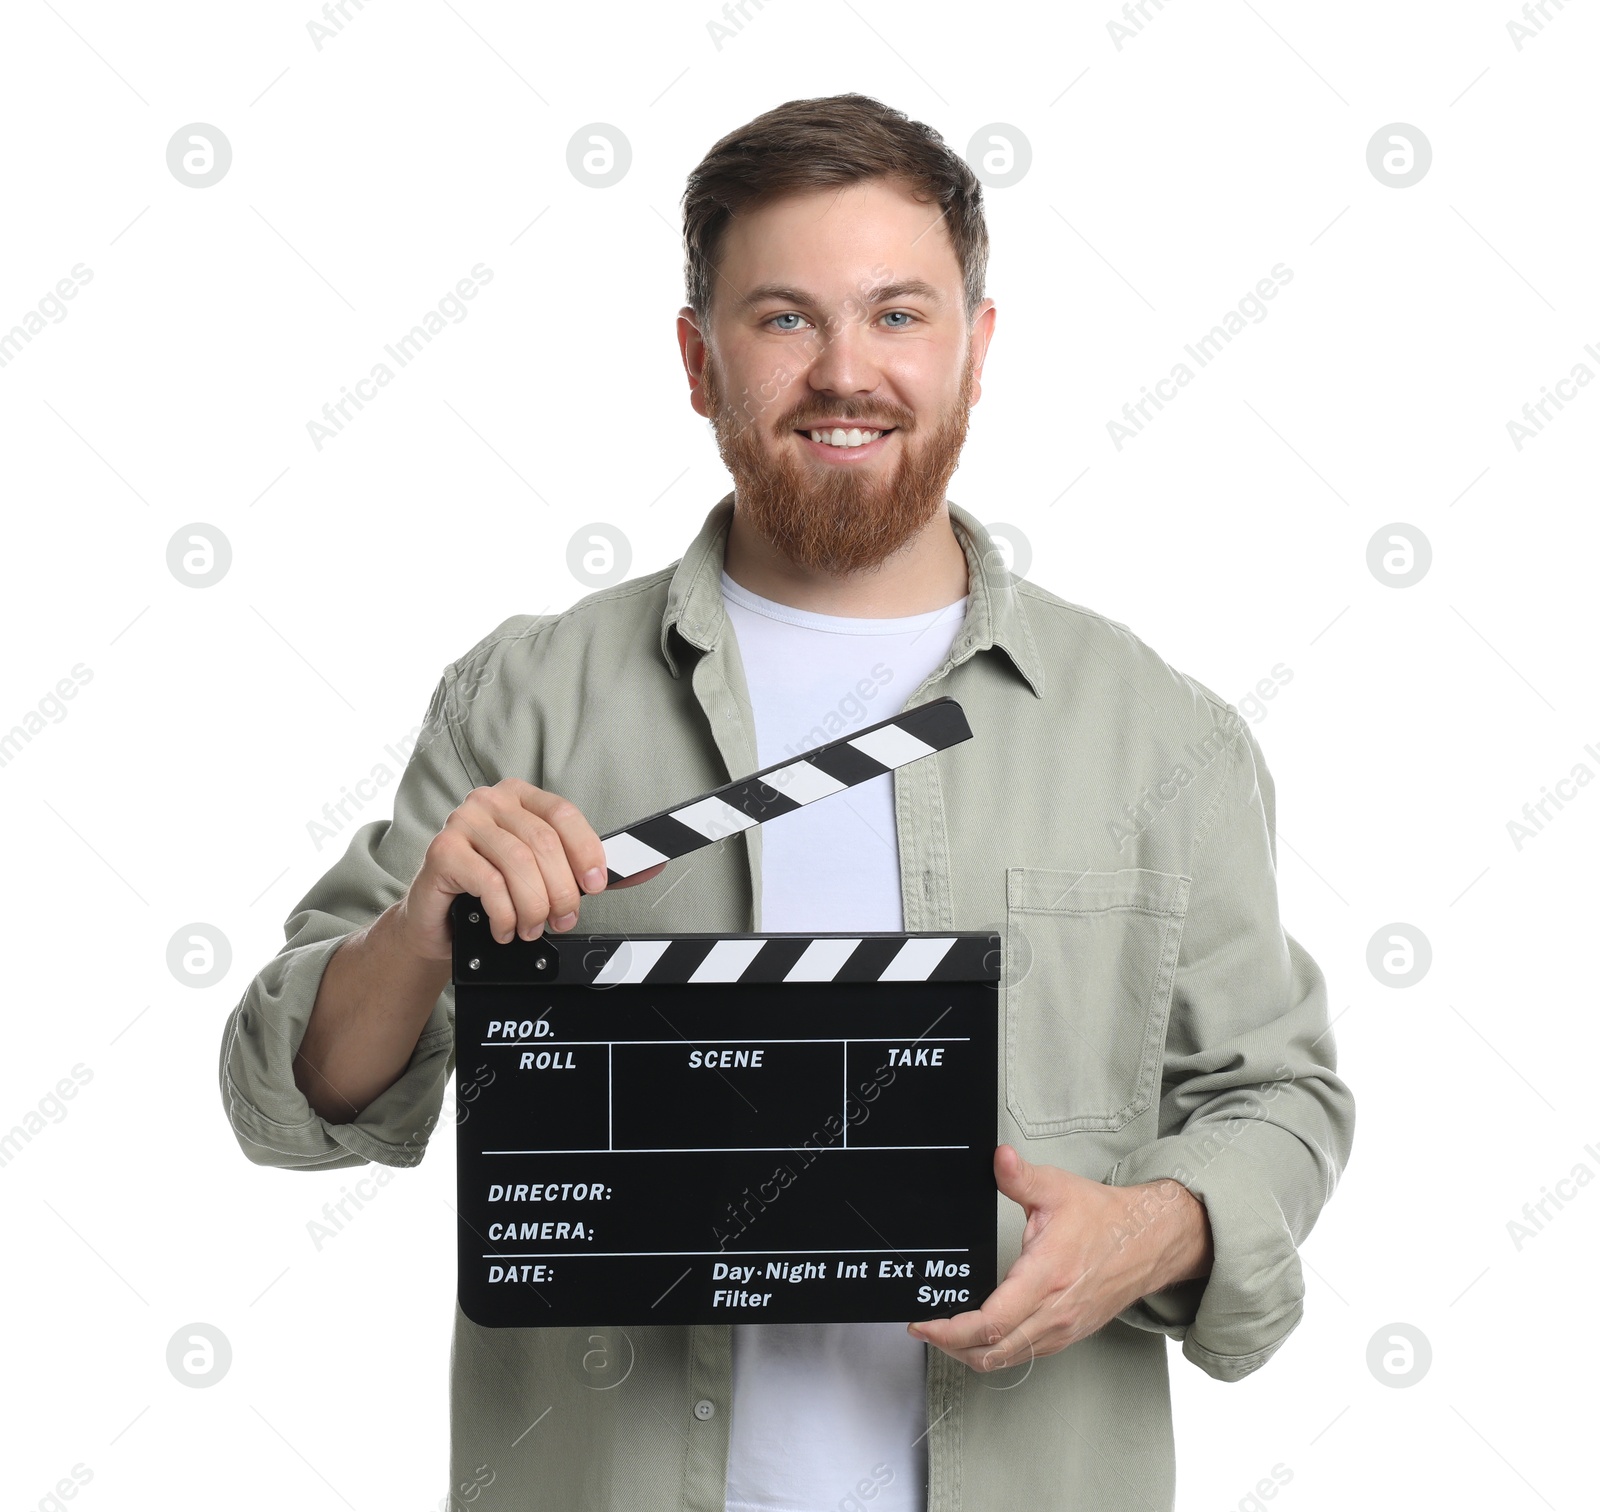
[680,176,995,577]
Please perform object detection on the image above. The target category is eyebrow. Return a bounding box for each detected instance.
[740,278,946,311]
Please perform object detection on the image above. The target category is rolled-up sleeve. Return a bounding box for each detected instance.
[219,666,488,1172]
[1104,714,1356,1381]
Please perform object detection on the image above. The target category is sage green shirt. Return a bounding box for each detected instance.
[219,494,1355,1510]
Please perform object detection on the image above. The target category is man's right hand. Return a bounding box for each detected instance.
[396,778,667,962]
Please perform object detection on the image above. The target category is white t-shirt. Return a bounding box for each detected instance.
[719,568,968,1512]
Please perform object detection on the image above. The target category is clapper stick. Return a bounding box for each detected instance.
[598,695,973,885]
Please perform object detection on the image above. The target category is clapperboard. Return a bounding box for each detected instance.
[452,696,1000,1328]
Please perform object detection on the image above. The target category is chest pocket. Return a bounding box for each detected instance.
[1004,866,1190,1137]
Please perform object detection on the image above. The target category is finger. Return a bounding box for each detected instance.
[921,1279,1095,1371]
[962,1303,1069,1371]
[448,802,553,940]
[425,830,525,946]
[441,790,560,934]
[492,802,668,921]
[910,1255,1046,1354]
[970,1253,1112,1369]
[451,781,593,931]
[993,1143,1044,1209]
[912,1301,1015,1359]
[499,784,671,914]
[488,796,592,925]
[910,1223,1073,1350]
[455,794,669,940]
[501,781,614,897]
[941,1310,1049,1372]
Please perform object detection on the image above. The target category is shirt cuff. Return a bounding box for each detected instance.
[1104,1124,1306,1382]
[219,929,455,1171]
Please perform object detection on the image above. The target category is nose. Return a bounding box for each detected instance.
[803,310,882,407]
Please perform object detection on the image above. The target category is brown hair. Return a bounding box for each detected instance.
[681,93,989,325]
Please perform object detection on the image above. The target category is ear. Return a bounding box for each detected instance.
[966,299,998,407]
[677,307,713,420]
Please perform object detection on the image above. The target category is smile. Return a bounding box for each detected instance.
[794,426,897,460]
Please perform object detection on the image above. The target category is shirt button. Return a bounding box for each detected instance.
[693,1398,715,1421]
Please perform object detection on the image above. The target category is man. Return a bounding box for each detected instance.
[220,94,1354,1511]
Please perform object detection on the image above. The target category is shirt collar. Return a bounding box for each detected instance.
[659,492,1045,699]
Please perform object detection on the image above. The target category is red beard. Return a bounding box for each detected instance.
[700,343,975,577]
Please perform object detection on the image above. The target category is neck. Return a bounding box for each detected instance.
[723,502,970,617]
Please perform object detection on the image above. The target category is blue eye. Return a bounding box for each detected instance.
[769,312,807,331]
[882,311,913,328]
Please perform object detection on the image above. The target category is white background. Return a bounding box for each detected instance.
[2,1,1596,1508]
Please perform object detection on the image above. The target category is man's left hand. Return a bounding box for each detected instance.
[907,1144,1214,1372]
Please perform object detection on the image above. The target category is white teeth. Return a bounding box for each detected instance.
[808,428,884,448]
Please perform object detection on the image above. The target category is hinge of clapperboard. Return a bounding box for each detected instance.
[598,695,973,884]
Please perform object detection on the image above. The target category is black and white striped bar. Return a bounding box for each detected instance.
[543,931,999,986]
[598,695,972,884]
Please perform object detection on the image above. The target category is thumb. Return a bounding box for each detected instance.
[993,1143,1041,1210]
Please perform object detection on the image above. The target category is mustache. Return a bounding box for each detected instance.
[699,358,932,439]
[782,404,916,433]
